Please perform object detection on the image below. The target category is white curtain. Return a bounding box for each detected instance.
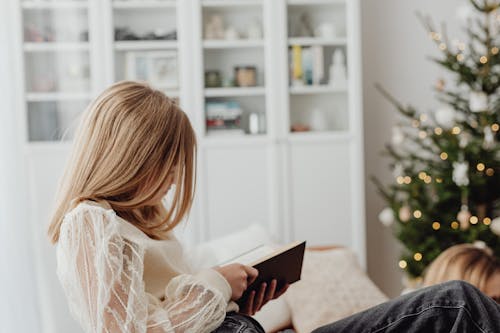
[0,1,41,331]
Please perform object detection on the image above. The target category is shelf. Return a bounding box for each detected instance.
[26,92,91,102]
[114,40,178,51]
[22,1,88,9]
[288,37,347,46]
[201,134,270,147]
[287,0,345,5]
[26,141,73,152]
[203,39,264,49]
[289,85,347,95]
[23,42,89,52]
[205,87,265,97]
[288,131,351,143]
[201,0,262,7]
[112,0,176,9]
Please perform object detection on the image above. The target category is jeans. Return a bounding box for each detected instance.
[313,280,500,333]
[212,312,265,333]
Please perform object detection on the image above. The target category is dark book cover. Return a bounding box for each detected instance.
[236,241,306,307]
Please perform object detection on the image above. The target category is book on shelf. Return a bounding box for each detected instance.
[206,100,244,133]
[219,240,307,307]
[290,44,325,86]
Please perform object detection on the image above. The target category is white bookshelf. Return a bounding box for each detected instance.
[12,1,366,332]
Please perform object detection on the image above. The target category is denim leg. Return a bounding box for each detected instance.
[212,312,265,333]
[312,280,500,333]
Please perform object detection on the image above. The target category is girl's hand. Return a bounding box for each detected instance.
[240,279,290,316]
[214,264,259,301]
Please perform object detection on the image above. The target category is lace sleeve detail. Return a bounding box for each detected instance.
[56,205,228,333]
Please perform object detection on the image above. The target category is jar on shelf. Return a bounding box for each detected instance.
[234,66,257,87]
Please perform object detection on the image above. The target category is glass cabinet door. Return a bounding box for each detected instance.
[22,0,92,142]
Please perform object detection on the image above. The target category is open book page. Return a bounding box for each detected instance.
[219,244,277,266]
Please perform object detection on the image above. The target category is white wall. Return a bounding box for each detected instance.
[361,0,463,297]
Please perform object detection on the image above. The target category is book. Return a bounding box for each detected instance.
[220,240,306,307]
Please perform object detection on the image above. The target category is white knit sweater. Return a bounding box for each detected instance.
[56,200,233,333]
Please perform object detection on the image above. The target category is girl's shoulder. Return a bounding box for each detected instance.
[64,199,116,220]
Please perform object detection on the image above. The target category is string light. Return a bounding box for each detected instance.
[451,221,459,229]
[414,253,423,261]
[480,56,488,64]
[434,127,443,135]
[436,178,443,183]
[486,168,495,176]
[418,172,427,180]
[456,54,465,62]
[430,32,441,41]
[492,47,499,55]
[420,114,428,122]
[457,42,466,51]
[440,152,448,160]
[399,260,408,269]
[439,43,447,50]
[404,176,412,184]
[483,217,492,225]
[419,131,427,139]
[424,176,432,184]
[476,163,485,171]
[432,222,441,230]
[452,126,461,135]
[470,216,479,224]
[396,176,405,184]
[412,120,420,128]
[413,210,422,218]
[492,123,499,132]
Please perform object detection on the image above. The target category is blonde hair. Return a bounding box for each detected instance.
[423,243,500,292]
[48,81,197,244]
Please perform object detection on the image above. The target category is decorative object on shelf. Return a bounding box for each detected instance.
[24,24,89,43]
[234,66,257,87]
[290,123,310,132]
[329,49,347,89]
[224,26,239,40]
[309,108,329,131]
[206,101,245,135]
[314,23,336,39]
[205,15,225,40]
[290,45,303,86]
[247,20,262,39]
[126,51,178,89]
[205,70,222,88]
[301,47,313,85]
[247,112,266,135]
[115,27,177,41]
[296,13,314,37]
[312,46,325,85]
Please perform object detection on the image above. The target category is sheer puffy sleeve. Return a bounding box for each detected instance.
[56,205,231,333]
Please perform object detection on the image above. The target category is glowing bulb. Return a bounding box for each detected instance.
[440,152,448,160]
[419,131,427,139]
[470,216,479,224]
[456,54,464,62]
[404,176,412,184]
[399,260,408,269]
[457,42,466,51]
[414,253,423,261]
[451,221,459,229]
[419,114,428,122]
[486,168,494,176]
[492,47,499,55]
[396,176,405,184]
[432,222,441,230]
[439,43,447,50]
[418,172,427,180]
[480,56,488,64]
[412,120,420,128]
[492,123,499,132]
[436,178,443,183]
[424,176,432,184]
[483,217,492,225]
[452,127,461,135]
[413,210,422,218]
[434,127,443,135]
[476,163,485,171]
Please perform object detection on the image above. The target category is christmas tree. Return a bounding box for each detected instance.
[375,0,500,279]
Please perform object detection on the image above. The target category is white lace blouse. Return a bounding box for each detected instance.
[56,200,233,333]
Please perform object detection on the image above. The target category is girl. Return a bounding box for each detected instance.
[424,243,500,302]
[50,81,500,333]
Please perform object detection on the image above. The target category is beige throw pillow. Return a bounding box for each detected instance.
[285,248,388,333]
